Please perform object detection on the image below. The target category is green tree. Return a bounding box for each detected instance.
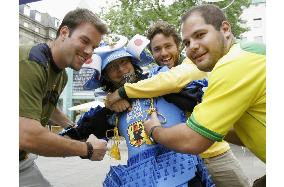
[214,0,251,36]
[101,0,251,38]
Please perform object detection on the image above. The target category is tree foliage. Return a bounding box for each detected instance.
[101,0,251,38]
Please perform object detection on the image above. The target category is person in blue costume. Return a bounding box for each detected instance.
[60,35,214,187]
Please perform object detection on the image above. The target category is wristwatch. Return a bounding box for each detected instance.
[80,142,93,159]
[148,126,161,144]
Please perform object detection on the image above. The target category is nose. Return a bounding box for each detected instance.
[161,48,168,57]
[117,63,127,73]
[186,40,199,59]
[84,45,93,57]
[189,40,199,52]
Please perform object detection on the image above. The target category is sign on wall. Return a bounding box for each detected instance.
[72,68,96,93]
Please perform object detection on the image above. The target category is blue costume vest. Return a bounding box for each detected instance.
[104,97,215,187]
[118,97,186,158]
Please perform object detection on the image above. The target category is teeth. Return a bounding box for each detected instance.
[162,58,171,62]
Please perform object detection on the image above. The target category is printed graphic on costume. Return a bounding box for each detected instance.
[126,99,143,123]
[127,120,152,147]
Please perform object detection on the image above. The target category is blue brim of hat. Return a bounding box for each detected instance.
[101,48,134,70]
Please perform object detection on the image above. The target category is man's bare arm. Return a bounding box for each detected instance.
[143,112,214,154]
[19,117,107,160]
[49,108,75,128]
[224,129,244,146]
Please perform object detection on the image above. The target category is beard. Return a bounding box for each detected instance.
[121,73,138,84]
[196,35,226,72]
[111,72,138,89]
[68,55,84,71]
[69,63,83,71]
[62,45,84,71]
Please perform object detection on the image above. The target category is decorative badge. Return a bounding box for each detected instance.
[127,120,152,147]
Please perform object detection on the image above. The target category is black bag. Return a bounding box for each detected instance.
[61,107,114,140]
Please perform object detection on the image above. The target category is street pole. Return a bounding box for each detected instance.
[202,0,236,10]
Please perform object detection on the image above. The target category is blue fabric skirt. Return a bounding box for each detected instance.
[103,146,215,187]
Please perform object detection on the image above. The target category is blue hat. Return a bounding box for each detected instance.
[99,47,138,71]
[83,34,154,90]
[83,47,139,90]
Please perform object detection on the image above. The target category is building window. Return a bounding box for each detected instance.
[35,27,40,33]
[35,12,41,22]
[23,6,30,17]
[55,19,60,28]
[253,18,262,28]
[254,36,263,42]
[23,22,29,28]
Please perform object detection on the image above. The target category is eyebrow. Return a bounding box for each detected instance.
[192,29,206,37]
[182,29,206,43]
[152,46,161,50]
[81,35,90,41]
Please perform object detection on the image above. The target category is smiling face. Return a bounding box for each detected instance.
[150,33,180,69]
[104,57,136,87]
[181,12,231,72]
[57,23,102,71]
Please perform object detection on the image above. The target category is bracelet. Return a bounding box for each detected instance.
[80,142,93,159]
[118,87,128,99]
[149,126,161,144]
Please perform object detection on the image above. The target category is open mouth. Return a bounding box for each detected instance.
[160,57,173,64]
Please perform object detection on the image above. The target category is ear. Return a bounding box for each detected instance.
[59,26,70,40]
[220,21,232,39]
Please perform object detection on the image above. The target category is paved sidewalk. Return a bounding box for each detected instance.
[36,141,265,187]
[36,141,128,187]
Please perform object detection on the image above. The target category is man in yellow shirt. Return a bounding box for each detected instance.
[105,19,251,186]
[142,5,265,187]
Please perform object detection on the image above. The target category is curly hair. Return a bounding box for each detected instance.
[146,20,181,52]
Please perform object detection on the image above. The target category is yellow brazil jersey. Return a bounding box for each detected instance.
[187,41,266,162]
[185,113,230,159]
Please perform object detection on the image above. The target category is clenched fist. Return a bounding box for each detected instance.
[86,134,107,161]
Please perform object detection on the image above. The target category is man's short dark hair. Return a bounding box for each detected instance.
[56,8,108,38]
[181,4,227,31]
[146,20,181,52]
